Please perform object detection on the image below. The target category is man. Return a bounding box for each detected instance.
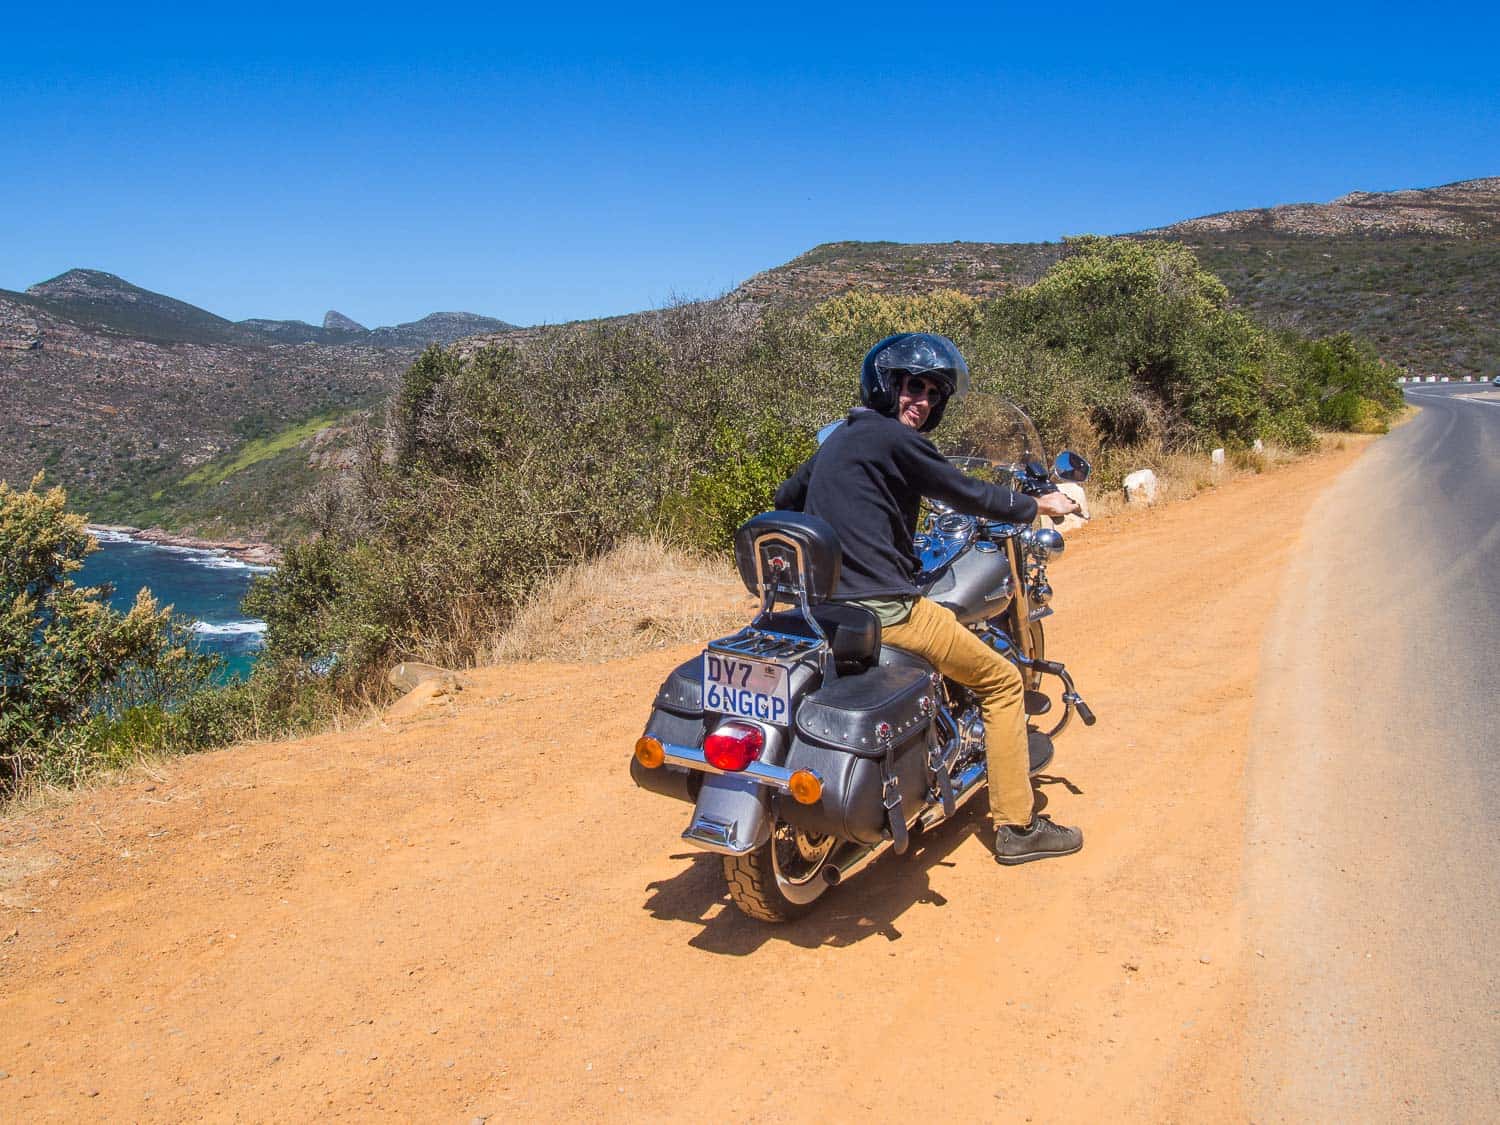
[774,333,1084,864]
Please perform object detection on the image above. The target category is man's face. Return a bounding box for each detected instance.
[897,373,943,429]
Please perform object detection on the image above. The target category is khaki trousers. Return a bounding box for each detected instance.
[879,597,1035,827]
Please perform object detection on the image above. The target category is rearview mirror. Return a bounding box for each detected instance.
[1054,450,1092,482]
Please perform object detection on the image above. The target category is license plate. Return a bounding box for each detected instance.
[702,652,791,725]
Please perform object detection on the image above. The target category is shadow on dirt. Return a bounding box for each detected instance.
[642,773,1083,954]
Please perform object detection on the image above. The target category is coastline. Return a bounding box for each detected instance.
[87,524,281,567]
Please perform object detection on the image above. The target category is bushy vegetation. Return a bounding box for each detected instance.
[6,239,1406,795]
[1288,331,1405,433]
[243,238,1401,705]
[0,479,224,796]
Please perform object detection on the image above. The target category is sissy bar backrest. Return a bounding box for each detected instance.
[731,511,844,670]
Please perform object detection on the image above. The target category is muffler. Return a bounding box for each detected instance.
[822,758,990,885]
[822,839,889,885]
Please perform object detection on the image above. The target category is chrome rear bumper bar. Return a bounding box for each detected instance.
[661,740,795,793]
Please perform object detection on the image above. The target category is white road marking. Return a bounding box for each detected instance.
[1406,391,1500,407]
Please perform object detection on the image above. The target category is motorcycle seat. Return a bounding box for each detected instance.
[756,603,881,673]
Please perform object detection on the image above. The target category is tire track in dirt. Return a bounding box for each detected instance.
[0,439,1375,1122]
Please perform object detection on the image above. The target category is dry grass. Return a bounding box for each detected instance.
[1086,439,1313,519]
[488,537,753,663]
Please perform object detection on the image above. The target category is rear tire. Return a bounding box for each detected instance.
[723,820,835,922]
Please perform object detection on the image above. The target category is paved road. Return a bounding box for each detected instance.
[1246,387,1499,1120]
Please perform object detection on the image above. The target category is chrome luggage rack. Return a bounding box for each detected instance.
[707,627,824,663]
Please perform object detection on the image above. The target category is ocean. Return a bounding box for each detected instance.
[78,531,270,680]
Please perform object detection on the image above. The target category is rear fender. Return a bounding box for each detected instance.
[681,773,772,856]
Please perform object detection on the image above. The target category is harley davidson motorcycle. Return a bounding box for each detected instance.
[630,396,1095,921]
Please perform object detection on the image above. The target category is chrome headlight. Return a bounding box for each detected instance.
[1024,527,1065,560]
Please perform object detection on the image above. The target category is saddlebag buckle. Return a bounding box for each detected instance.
[876,721,909,856]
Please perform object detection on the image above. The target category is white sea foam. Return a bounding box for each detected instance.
[192,620,269,637]
[166,547,274,574]
[189,552,254,570]
[88,528,276,572]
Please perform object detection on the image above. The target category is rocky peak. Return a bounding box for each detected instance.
[29,269,154,304]
[20,268,240,344]
[1145,176,1500,239]
[368,311,518,347]
[323,310,368,333]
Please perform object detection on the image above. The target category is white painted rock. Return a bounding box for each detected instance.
[1054,480,1090,531]
[1123,469,1158,505]
[1252,439,1264,453]
[1211,447,1225,466]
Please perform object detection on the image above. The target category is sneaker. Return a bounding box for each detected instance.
[993,815,1083,865]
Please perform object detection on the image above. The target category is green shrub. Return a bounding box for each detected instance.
[0,477,227,796]
[670,420,817,548]
[1289,332,1404,432]
[243,245,1398,706]
[985,236,1314,449]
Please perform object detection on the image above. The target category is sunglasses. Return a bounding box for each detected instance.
[900,374,944,403]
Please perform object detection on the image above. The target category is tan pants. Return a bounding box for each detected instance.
[880,597,1035,827]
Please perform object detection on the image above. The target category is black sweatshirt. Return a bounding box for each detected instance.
[773,407,1039,600]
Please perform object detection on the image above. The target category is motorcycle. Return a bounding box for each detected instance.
[630,395,1096,921]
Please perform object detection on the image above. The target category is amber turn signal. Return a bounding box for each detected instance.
[634,736,665,769]
[787,769,823,805]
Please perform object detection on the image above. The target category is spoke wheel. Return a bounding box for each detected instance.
[723,821,835,922]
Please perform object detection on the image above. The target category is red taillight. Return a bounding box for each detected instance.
[703,722,764,772]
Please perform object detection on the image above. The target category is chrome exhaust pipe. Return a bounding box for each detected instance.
[823,760,991,887]
[822,839,891,886]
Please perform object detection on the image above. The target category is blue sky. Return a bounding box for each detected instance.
[4,2,1496,327]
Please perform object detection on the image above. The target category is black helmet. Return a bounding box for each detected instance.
[859,332,971,432]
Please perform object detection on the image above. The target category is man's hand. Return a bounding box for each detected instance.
[1035,491,1081,520]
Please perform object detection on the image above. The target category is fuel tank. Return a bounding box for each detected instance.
[921,542,1014,625]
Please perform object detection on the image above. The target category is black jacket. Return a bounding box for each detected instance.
[774,408,1039,600]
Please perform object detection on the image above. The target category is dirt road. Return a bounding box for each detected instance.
[2,440,1371,1122]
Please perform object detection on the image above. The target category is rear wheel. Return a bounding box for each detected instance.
[723,820,836,922]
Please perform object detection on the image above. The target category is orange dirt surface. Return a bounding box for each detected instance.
[0,439,1373,1122]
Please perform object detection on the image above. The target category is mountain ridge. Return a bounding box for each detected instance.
[4,175,1495,541]
[12,268,517,347]
[707,176,1499,381]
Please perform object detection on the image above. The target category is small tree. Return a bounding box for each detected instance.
[989,236,1310,447]
[0,476,211,795]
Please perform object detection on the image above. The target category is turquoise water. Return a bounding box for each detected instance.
[77,532,269,680]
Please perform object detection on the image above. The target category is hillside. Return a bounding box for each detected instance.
[0,272,516,539]
[726,177,1500,379]
[6,176,1491,541]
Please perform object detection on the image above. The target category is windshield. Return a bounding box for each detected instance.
[937,394,1048,482]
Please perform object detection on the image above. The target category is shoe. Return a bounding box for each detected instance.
[993,815,1083,865]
